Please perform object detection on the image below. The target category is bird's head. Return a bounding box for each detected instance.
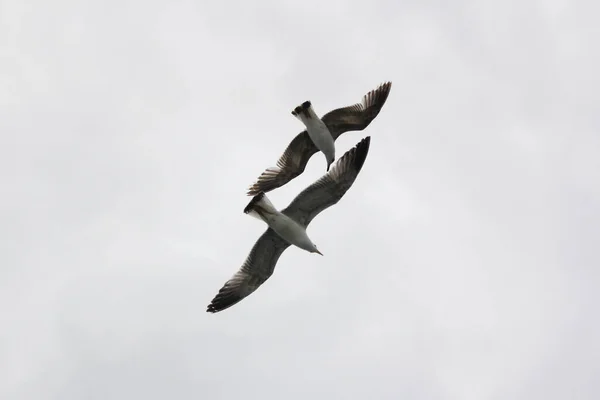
[311,244,323,256]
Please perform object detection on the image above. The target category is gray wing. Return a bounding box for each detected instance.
[281,136,371,228]
[206,228,291,313]
[321,81,392,140]
[247,131,318,196]
[246,82,390,196]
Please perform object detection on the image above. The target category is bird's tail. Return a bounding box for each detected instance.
[291,100,318,121]
[243,192,278,220]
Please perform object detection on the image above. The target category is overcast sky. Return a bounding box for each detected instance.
[1,0,599,399]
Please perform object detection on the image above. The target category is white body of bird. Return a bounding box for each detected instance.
[244,192,323,255]
[292,101,336,170]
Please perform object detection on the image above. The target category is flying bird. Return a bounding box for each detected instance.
[291,100,337,172]
[207,136,372,313]
[247,81,391,196]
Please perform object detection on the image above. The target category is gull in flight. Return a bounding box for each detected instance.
[207,136,371,313]
[247,82,391,196]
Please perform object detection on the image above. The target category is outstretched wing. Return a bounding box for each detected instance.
[247,82,391,196]
[206,228,291,313]
[321,81,392,140]
[281,136,371,228]
[247,131,318,196]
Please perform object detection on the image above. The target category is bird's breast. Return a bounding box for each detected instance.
[269,215,308,246]
[306,121,334,150]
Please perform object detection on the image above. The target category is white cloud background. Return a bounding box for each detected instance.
[1,0,598,399]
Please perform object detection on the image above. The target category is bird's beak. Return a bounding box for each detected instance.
[315,249,323,256]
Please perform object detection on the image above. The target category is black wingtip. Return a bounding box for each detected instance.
[206,289,245,314]
[246,184,267,197]
[206,298,218,313]
[351,136,371,172]
[205,300,231,314]
[206,302,230,313]
[377,81,392,93]
[366,81,392,108]
[301,100,311,109]
[244,192,265,214]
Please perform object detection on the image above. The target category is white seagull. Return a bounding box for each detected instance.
[207,136,371,313]
[247,81,391,196]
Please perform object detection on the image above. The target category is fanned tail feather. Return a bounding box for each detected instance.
[243,192,278,219]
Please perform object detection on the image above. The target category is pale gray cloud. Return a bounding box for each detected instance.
[1,0,598,399]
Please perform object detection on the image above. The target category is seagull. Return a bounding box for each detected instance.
[291,100,336,172]
[247,81,391,196]
[207,136,371,313]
